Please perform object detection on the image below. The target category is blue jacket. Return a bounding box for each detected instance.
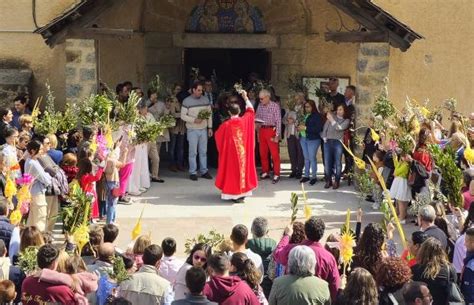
[462,251,474,302]
[304,113,323,140]
[0,216,14,249]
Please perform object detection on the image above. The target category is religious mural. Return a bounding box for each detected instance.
[185,0,265,33]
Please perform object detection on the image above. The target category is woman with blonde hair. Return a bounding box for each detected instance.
[411,237,458,305]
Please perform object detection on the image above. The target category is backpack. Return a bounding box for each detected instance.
[408,160,429,194]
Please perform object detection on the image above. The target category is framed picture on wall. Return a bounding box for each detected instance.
[302,76,351,106]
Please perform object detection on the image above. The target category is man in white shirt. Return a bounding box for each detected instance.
[230,224,264,276]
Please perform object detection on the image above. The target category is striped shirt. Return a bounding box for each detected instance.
[255,101,282,136]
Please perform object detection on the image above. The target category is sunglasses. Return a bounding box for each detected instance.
[193,255,207,263]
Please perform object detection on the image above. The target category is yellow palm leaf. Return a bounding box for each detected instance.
[370,128,380,142]
[9,210,22,225]
[464,147,474,164]
[341,141,366,169]
[340,231,355,266]
[4,176,17,200]
[304,204,312,219]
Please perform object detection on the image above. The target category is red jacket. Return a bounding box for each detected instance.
[204,275,260,305]
[21,276,76,305]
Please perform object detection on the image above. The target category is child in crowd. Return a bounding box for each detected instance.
[77,155,104,220]
[0,280,16,305]
[389,152,411,224]
[159,237,184,284]
[371,150,386,210]
[126,235,151,270]
[61,153,79,183]
[105,143,127,225]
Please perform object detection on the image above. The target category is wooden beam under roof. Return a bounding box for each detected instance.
[325,31,388,43]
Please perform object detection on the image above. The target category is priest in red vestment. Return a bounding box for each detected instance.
[215,90,258,203]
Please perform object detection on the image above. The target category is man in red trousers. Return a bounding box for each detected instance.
[255,89,282,184]
[215,90,258,203]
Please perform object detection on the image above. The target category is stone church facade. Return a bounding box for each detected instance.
[0,0,472,118]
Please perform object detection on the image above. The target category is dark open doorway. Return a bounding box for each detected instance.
[183,48,271,87]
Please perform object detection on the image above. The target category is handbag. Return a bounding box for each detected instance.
[446,265,465,305]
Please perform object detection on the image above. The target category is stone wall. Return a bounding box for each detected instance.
[65,39,97,104]
[355,43,390,126]
[0,67,31,108]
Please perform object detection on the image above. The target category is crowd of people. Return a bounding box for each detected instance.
[0,72,473,304]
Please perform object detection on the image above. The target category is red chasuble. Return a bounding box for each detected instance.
[215,107,258,197]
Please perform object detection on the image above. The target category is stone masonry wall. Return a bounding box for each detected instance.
[65,39,97,104]
[0,68,32,108]
[355,43,390,127]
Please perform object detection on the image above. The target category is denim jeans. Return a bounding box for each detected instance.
[187,129,208,175]
[300,137,321,179]
[169,133,185,166]
[324,139,343,182]
[106,181,119,224]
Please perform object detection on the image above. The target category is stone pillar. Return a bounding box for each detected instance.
[65,39,97,103]
[144,33,183,85]
[355,42,390,127]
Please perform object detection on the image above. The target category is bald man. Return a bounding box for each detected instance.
[87,242,115,278]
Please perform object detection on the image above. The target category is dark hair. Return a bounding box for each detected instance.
[108,297,132,305]
[0,240,5,256]
[403,281,429,303]
[142,244,163,266]
[0,200,8,216]
[103,224,119,243]
[463,203,474,234]
[412,231,429,245]
[304,100,318,114]
[37,244,59,269]
[304,217,325,242]
[0,108,11,120]
[290,221,305,244]
[185,267,207,294]
[191,81,203,91]
[14,95,27,104]
[434,217,450,239]
[82,126,94,141]
[120,254,135,270]
[231,224,248,246]
[208,253,230,274]
[4,127,18,139]
[147,88,157,98]
[76,158,93,181]
[373,150,386,162]
[353,223,384,275]
[230,252,261,290]
[228,103,241,116]
[375,257,412,290]
[467,228,474,238]
[123,81,133,87]
[26,139,42,156]
[416,127,431,149]
[115,83,125,95]
[346,85,356,93]
[186,243,212,267]
[342,267,378,305]
[161,238,177,257]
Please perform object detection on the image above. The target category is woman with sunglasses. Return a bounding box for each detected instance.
[174,243,212,300]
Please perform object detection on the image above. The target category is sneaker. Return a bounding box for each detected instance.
[260,173,269,180]
[139,188,147,192]
[272,176,280,184]
[309,178,317,185]
[118,196,132,205]
[300,177,310,183]
[190,174,198,181]
[201,172,213,179]
[128,191,142,196]
[151,178,165,183]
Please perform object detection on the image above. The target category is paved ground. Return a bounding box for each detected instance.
[111,163,417,258]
